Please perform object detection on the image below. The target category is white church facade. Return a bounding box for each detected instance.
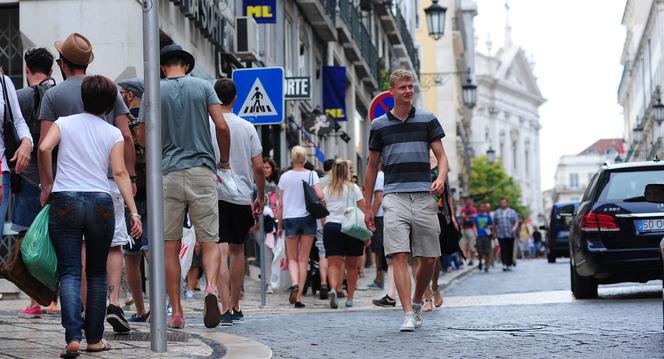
[470,39,546,222]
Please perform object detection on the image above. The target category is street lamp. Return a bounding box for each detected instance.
[486,147,496,164]
[424,0,447,40]
[654,95,664,124]
[462,78,477,108]
[633,123,643,144]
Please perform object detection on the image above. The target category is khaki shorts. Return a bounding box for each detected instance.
[383,192,441,258]
[461,228,477,253]
[163,166,219,243]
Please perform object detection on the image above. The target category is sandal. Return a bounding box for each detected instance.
[85,338,111,352]
[60,341,80,358]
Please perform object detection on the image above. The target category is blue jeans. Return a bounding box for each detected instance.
[0,171,10,238]
[11,176,41,231]
[49,192,114,344]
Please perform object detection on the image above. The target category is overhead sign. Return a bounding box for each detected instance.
[369,91,394,121]
[243,0,276,24]
[232,67,284,125]
[169,0,224,47]
[323,66,346,121]
[285,77,311,100]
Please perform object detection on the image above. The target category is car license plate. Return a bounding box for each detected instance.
[635,219,664,233]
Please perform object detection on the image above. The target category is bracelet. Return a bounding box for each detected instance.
[130,213,141,219]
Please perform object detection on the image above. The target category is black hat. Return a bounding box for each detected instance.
[160,43,195,74]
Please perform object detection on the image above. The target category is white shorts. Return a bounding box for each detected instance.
[109,180,131,247]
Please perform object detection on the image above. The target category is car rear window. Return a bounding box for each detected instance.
[598,169,664,201]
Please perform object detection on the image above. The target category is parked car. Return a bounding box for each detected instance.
[642,183,664,331]
[543,202,579,263]
[562,160,664,299]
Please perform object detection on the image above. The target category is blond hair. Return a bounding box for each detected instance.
[327,160,351,198]
[390,69,414,87]
[290,145,307,164]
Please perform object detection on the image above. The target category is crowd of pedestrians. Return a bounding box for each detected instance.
[0,32,550,357]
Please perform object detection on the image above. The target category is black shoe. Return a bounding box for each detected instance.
[468,260,474,266]
[288,285,299,304]
[106,304,130,333]
[231,307,243,323]
[478,261,483,271]
[372,295,397,307]
[294,301,305,308]
[319,284,329,300]
[220,311,233,326]
[337,290,346,299]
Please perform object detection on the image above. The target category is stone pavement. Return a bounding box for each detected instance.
[0,261,476,358]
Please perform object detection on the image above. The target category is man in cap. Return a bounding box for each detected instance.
[117,78,150,323]
[142,43,230,329]
[38,32,137,333]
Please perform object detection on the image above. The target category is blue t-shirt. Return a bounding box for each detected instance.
[474,213,493,238]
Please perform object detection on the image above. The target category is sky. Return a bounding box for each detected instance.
[473,0,626,190]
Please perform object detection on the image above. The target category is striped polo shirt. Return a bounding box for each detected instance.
[368,107,445,194]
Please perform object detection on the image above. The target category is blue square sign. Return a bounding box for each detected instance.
[232,67,284,125]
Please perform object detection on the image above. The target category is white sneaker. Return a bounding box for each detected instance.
[412,303,423,328]
[185,290,195,301]
[266,285,274,294]
[400,313,416,332]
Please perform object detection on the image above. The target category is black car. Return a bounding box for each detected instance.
[563,161,664,299]
[544,202,578,263]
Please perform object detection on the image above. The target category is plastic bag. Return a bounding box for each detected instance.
[217,169,241,202]
[269,234,291,291]
[179,225,196,280]
[21,205,58,291]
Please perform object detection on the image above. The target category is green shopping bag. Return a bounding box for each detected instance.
[21,205,57,291]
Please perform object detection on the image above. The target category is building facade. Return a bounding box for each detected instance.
[415,0,477,196]
[619,0,664,161]
[470,34,545,220]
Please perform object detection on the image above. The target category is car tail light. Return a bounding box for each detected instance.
[581,212,620,232]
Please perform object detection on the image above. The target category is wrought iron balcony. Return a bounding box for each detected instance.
[337,0,379,85]
[296,0,337,41]
[374,2,420,77]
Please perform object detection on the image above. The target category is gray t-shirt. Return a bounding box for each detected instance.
[39,76,128,125]
[221,112,262,205]
[139,75,221,174]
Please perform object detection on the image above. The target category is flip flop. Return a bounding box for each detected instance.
[85,339,111,353]
[60,341,80,358]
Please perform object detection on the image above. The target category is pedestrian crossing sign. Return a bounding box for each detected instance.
[232,67,284,124]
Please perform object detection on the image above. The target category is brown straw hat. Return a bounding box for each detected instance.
[54,32,94,66]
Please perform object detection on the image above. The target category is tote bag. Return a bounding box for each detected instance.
[340,185,373,241]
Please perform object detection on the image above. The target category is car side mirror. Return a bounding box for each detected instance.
[645,184,664,203]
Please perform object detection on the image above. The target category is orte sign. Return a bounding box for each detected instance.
[285,77,311,100]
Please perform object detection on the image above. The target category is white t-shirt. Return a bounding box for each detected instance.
[374,170,385,217]
[52,113,123,194]
[323,182,364,223]
[219,113,262,205]
[278,169,319,219]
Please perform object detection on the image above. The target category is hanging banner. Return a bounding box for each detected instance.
[322,66,347,122]
[243,0,277,24]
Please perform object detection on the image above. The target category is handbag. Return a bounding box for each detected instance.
[0,235,58,306]
[340,185,373,241]
[302,171,329,219]
[0,73,21,170]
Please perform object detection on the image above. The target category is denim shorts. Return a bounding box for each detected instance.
[11,176,41,232]
[282,215,317,237]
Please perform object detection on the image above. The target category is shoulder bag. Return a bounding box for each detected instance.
[341,185,373,241]
[302,170,329,219]
[0,74,21,169]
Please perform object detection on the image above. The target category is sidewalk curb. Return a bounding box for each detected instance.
[438,264,477,290]
[196,331,272,359]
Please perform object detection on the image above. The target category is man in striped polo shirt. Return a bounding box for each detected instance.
[364,69,449,332]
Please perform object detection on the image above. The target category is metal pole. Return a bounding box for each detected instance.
[258,215,266,307]
[142,0,167,352]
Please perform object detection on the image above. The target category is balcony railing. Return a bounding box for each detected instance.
[394,6,420,76]
[320,0,336,24]
[338,0,379,82]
